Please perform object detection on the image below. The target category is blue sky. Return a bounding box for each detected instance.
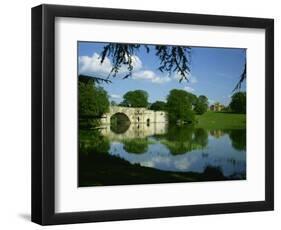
[78,42,246,105]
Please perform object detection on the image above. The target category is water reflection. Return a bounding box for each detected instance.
[80,122,246,179]
[208,129,246,151]
[159,126,208,155]
[228,129,246,151]
[79,123,246,187]
[100,122,168,140]
[123,138,149,154]
[79,129,110,155]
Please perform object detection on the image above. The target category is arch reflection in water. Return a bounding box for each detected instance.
[99,123,246,178]
[79,123,246,186]
[110,112,131,134]
[101,122,168,140]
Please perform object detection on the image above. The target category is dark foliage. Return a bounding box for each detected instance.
[100,43,191,82]
[229,92,246,113]
[79,149,233,187]
[110,113,131,134]
[121,90,149,108]
[194,95,209,115]
[150,101,167,111]
[155,45,191,81]
[79,74,112,84]
[228,129,246,151]
[78,77,110,119]
[166,89,196,124]
[233,54,246,91]
[86,43,246,90]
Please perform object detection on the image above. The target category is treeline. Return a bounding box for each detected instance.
[229,92,246,114]
[79,76,246,127]
[215,92,246,114]
[113,89,209,125]
[79,77,109,127]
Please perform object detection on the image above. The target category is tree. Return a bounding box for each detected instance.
[100,44,191,82]
[163,126,195,155]
[198,95,208,105]
[79,129,110,155]
[161,126,208,155]
[150,101,166,111]
[228,129,246,151]
[194,95,209,115]
[123,138,149,154]
[229,92,246,113]
[233,52,246,91]
[110,100,117,106]
[80,44,247,92]
[193,128,208,148]
[121,90,149,107]
[166,89,195,124]
[189,93,198,106]
[79,78,109,118]
[83,44,245,92]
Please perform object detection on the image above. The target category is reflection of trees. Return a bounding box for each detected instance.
[228,129,246,151]
[194,128,208,148]
[209,129,246,151]
[161,125,208,155]
[123,138,149,154]
[79,129,110,155]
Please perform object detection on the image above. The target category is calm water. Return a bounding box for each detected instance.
[79,122,246,186]
[104,123,245,177]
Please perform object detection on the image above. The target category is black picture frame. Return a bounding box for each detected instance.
[31,4,274,225]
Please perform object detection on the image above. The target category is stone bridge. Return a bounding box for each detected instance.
[100,122,168,141]
[100,106,168,125]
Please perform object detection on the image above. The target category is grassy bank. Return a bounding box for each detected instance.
[196,111,246,129]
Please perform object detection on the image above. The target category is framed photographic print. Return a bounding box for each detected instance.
[31,4,274,225]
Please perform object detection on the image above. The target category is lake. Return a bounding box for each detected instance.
[79,122,246,186]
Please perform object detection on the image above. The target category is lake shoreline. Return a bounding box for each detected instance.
[79,151,246,187]
[79,112,246,187]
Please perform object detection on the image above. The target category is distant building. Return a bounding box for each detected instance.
[209,103,225,112]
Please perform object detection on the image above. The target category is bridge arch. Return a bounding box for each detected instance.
[100,106,168,125]
[110,112,131,134]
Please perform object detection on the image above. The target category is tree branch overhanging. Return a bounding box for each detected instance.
[233,62,246,92]
[99,43,191,82]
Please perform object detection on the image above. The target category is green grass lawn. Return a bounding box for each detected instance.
[196,111,246,129]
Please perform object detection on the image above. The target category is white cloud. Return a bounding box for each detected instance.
[141,161,155,168]
[173,73,181,81]
[128,55,142,70]
[132,70,171,84]
[174,158,191,170]
[78,52,142,76]
[173,73,197,83]
[110,94,122,99]
[79,53,112,75]
[183,86,195,92]
[190,75,198,84]
[209,99,215,104]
